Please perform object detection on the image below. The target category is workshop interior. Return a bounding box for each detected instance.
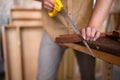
[0,0,120,80]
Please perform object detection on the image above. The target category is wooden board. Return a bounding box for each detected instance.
[61,43,120,66]
[86,37,120,56]
[2,25,43,80]
[113,30,120,38]
[56,34,120,56]
[9,8,42,26]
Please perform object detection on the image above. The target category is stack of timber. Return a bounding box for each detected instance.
[2,8,43,80]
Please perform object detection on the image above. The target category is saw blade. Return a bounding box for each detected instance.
[60,9,95,57]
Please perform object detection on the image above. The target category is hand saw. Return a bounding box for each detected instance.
[48,0,95,57]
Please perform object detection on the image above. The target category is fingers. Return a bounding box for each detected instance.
[81,27,100,41]
[86,27,91,40]
[94,31,100,41]
[43,0,54,12]
[90,28,96,41]
[81,28,86,39]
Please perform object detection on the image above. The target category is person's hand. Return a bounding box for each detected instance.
[81,27,100,41]
[43,0,54,12]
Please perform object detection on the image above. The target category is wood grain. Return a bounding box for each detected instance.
[61,43,120,66]
[56,34,120,56]
[2,25,43,80]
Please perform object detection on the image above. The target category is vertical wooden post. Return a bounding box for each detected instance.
[102,61,113,80]
[2,26,23,80]
[2,27,9,80]
[16,27,23,80]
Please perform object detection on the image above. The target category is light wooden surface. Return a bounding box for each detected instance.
[2,25,43,80]
[4,8,43,80]
[10,8,42,26]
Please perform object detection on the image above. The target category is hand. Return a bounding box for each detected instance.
[43,0,54,12]
[81,27,100,41]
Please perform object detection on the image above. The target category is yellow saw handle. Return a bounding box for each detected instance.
[48,0,63,17]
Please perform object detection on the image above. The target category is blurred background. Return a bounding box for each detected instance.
[0,0,120,80]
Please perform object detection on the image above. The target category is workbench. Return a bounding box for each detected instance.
[56,34,120,80]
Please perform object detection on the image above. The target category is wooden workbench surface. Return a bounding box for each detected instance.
[56,34,120,66]
[80,37,120,56]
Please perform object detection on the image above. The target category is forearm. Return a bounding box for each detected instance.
[88,0,113,30]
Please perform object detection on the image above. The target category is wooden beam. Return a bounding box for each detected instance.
[56,34,120,56]
[10,8,42,26]
[113,30,120,38]
[56,33,120,66]
[56,34,82,43]
[61,43,120,66]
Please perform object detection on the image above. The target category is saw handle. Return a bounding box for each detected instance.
[48,0,63,17]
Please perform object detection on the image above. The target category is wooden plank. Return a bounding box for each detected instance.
[2,25,43,80]
[21,27,43,80]
[55,34,120,56]
[11,8,42,11]
[16,27,23,80]
[55,33,106,43]
[113,30,120,38]
[11,11,42,20]
[55,33,109,43]
[86,37,120,56]
[9,8,42,26]
[2,26,23,80]
[61,43,120,66]
[56,34,82,43]
[12,20,42,26]
[2,26,9,80]
[4,25,42,28]
[12,18,41,21]
[106,32,118,41]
